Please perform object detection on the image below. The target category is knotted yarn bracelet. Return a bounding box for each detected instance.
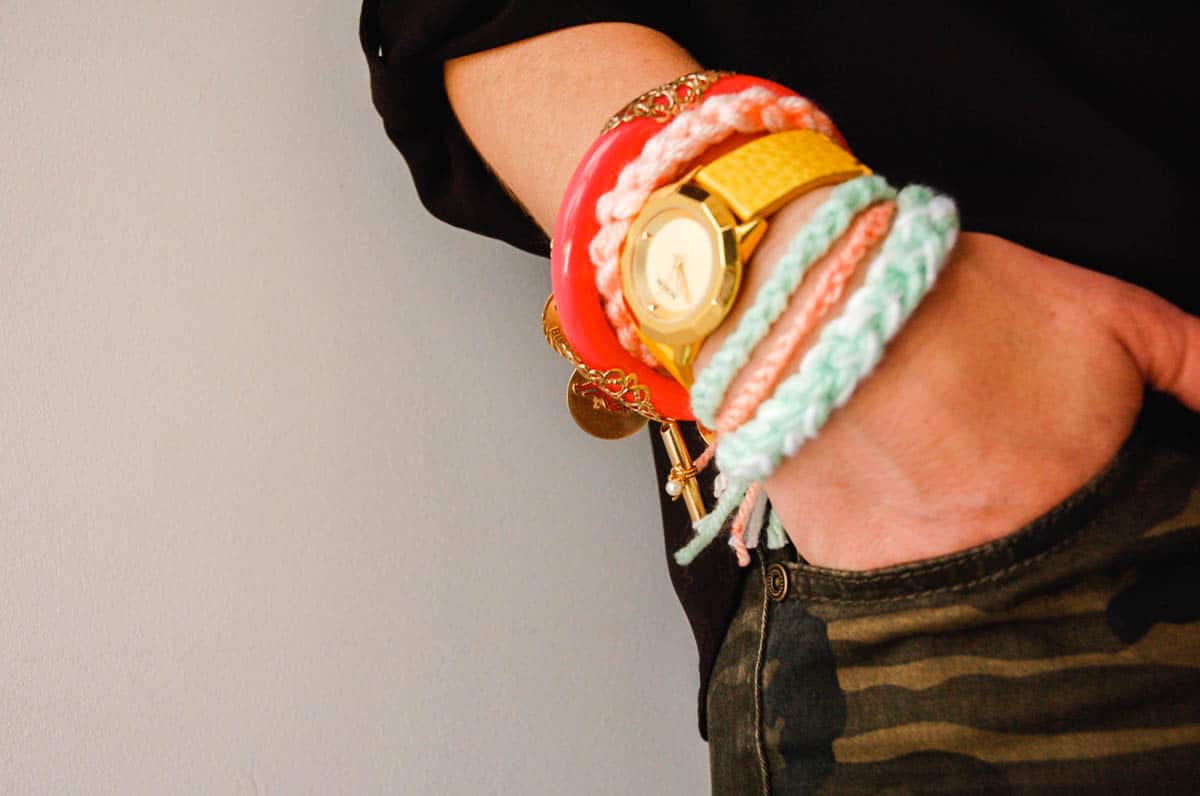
[675,184,959,565]
[676,177,897,565]
[719,200,897,566]
[689,174,897,428]
[713,199,898,437]
[716,184,960,483]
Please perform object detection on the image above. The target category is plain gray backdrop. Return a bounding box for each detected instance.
[1,3,709,793]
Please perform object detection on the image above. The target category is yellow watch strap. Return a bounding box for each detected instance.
[693,129,871,221]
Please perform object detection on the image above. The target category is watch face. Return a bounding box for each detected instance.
[621,183,741,347]
[631,207,719,324]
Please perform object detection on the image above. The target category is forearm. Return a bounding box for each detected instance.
[444,23,700,233]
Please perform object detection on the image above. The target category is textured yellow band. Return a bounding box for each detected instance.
[694,129,871,221]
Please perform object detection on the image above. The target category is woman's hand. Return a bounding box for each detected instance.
[700,211,1200,571]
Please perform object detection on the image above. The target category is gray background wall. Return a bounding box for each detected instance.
[1,4,709,793]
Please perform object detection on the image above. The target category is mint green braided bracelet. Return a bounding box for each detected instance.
[688,174,897,429]
[715,185,959,483]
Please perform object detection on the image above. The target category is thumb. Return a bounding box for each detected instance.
[1115,284,1200,412]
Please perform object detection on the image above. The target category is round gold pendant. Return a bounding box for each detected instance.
[566,371,648,440]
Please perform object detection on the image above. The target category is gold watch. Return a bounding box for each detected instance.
[619,129,871,388]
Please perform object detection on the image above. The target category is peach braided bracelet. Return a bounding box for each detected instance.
[689,175,896,429]
[716,200,898,438]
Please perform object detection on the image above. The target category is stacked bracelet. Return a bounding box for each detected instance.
[688,174,897,428]
[715,200,897,437]
[675,184,959,566]
[715,184,959,482]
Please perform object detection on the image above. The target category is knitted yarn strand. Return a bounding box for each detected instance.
[714,200,897,435]
[689,175,897,428]
[741,488,770,552]
[674,478,750,566]
[765,510,788,550]
[727,481,763,566]
[675,185,958,565]
[716,185,959,482]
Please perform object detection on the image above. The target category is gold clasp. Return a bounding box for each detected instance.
[659,420,707,523]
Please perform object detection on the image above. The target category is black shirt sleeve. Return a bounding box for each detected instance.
[359,1,682,257]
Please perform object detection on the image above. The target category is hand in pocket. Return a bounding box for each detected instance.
[748,231,1200,570]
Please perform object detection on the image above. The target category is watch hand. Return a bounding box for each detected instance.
[673,256,692,304]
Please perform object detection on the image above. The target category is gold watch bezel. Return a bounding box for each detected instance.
[620,179,742,348]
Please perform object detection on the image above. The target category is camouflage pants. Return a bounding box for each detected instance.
[707,405,1200,794]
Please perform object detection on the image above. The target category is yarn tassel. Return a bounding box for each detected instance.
[742,488,769,553]
[674,478,748,566]
[728,482,763,567]
[766,509,788,550]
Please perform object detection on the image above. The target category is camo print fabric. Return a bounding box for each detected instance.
[708,409,1200,794]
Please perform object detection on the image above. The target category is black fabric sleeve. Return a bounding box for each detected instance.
[358,1,680,257]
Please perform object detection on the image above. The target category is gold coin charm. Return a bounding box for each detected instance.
[566,371,648,440]
[544,293,662,436]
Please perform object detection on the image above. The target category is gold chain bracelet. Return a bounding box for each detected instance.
[600,69,733,134]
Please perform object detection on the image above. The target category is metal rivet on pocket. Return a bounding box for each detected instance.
[765,563,789,602]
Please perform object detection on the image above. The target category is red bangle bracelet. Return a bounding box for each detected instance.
[550,74,844,421]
